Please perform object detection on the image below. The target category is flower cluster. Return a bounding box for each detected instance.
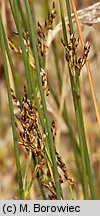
[12,86,74,199]
[37,2,56,58]
[61,32,90,76]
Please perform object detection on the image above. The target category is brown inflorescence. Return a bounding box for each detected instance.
[61,32,90,76]
[37,2,56,58]
[11,85,74,199]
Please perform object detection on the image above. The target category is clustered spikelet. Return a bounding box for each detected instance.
[40,68,50,97]
[61,32,90,76]
[55,150,74,185]
[11,86,74,199]
[8,3,56,98]
[46,1,56,30]
[11,87,46,153]
[37,2,56,58]
[8,32,49,97]
[8,2,56,93]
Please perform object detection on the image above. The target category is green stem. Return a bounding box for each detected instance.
[12,0,33,99]
[24,0,62,199]
[0,16,24,200]
[65,0,96,200]
[59,0,89,199]
[44,0,62,92]
[52,40,62,93]
[17,0,27,29]
[32,152,47,200]
[11,0,48,199]
[1,23,21,101]
[48,79,82,180]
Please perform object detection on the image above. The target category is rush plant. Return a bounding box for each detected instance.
[0,0,99,200]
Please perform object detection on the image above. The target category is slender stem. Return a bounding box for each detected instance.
[71,0,97,199]
[12,0,33,99]
[24,0,62,199]
[44,0,80,175]
[17,0,27,29]
[52,40,62,93]
[59,0,89,199]
[11,0,48,199]
[65,0,74,33]
[65,0,96,200]
[0,16,24,200]
[32,153,47,200]
[1,25,21,101]
[44,0,62,92]
[48,78,83,182]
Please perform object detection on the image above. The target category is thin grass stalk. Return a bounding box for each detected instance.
[17,0,27,29]
[17,0,35,29]
[24,0,62,199]
[55,64,66,147]
[49,77,81,158]
[10,0,33,99]
[28,1,36,25]
[52,40,62,93]
[59,0,89,199]
[51,38,82,179]
[48,52,81,156]
[65,0,96,199]
[44,0,62,93]
[1,0,15,93]
[59,1,68,46]
[0,16,24,200]
[1,25,21,101]
[44,0,84,190]
[9,0,14,15]
[23,150,31,191]
[65,0,74,33]
[70,0,97,199]
[44,0,81,167]
[48,78,60,107]
[63,0,89,199]
[58,0,81,150]
[31,153,47,200]
[49,81,84,191]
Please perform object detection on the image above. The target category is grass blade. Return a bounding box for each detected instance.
[0,16,24,199]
